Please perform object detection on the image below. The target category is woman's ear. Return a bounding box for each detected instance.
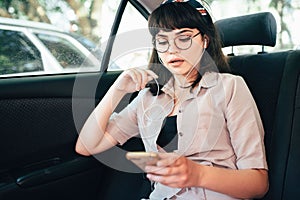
[203,35,209,49]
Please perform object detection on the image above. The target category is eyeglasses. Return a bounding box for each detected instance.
[153,32,201,53]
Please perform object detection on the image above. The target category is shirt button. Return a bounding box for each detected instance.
[178,132,183,136]
[179,109,182,113]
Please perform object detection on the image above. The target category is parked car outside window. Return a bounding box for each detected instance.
[0,29,43,75]
[0,17,101,77]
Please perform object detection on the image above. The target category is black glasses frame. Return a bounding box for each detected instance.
[153,32,201,53]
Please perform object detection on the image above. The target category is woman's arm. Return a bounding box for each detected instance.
[75,68,158,156]
[75,85,126,156]
[199,164,268,199]
[145,154,268,199]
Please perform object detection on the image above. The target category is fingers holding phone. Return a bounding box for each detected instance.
[144,153,201,188]
[114,68,158,93]
[126,151,160,171]
[126,152,180,172]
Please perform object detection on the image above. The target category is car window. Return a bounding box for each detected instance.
[35,33,98,69]
[0,0,299,76]
[108,0,300,70]
[0,29,43,75]
[107,2,152,71]
[210,0,299,55]
[0,0,116,77]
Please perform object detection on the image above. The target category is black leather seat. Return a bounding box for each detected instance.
[216,12,300,200]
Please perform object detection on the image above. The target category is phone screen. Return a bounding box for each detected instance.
[126,152,159,171]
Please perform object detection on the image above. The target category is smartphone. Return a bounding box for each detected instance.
[126,151,159,171]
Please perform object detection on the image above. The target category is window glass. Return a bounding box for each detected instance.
[107,2,152,71]
[0,0,298,75]
[0,0,118,77]
[35,33,98,69]
[210,0,300,55]
[0,29,43,75]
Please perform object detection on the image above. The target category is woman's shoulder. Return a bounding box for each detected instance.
[218,72,243,79]
[200,72,246,90]
[206,72,250,95]
[217,73,246,85]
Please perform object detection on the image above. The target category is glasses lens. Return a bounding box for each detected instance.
[175,35,192,50]
[154,38,169,53]
[154,35,194,52]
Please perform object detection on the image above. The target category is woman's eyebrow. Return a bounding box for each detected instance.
[156,33,168,37]
[156,30,194,37]
[175,30,193,35]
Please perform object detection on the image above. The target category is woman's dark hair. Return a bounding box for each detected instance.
[146,2,230,95]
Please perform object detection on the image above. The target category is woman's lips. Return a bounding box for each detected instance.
[168,58,184,67]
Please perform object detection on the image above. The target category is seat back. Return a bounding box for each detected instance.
[216,13,300,199]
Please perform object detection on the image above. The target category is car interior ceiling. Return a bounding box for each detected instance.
[0,2,299,200]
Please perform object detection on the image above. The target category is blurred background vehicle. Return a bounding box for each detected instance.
[0,17,101,77]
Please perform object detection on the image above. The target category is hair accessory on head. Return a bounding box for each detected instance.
[161,0,208,16]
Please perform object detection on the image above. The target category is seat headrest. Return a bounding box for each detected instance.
[215,12,277,48]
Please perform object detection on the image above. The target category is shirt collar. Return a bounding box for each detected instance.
[161,78,175,97]
[161,72,219,98]
[193,72,219,94]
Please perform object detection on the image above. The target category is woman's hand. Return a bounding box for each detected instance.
[145,153,269,199]
[145,153,202,188]
[113,68,158,94]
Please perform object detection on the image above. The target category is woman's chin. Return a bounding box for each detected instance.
[167,66,190,76]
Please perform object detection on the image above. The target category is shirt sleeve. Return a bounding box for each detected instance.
[225,76,268,170]
[106,93,141,145]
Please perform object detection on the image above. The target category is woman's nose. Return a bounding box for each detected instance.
[167,40,179,53]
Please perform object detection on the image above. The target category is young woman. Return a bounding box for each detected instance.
[75,0,269,199]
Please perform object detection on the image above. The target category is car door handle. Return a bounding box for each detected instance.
[14,157,101,188]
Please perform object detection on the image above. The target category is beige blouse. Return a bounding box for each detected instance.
[107,72,268,200]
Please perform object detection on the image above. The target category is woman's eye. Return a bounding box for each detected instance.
[156,39,168,45]
[178,36,191,42]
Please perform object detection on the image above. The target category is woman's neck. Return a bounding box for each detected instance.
[173,68,198,88]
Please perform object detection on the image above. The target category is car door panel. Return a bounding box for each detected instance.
[0,71,121,200]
